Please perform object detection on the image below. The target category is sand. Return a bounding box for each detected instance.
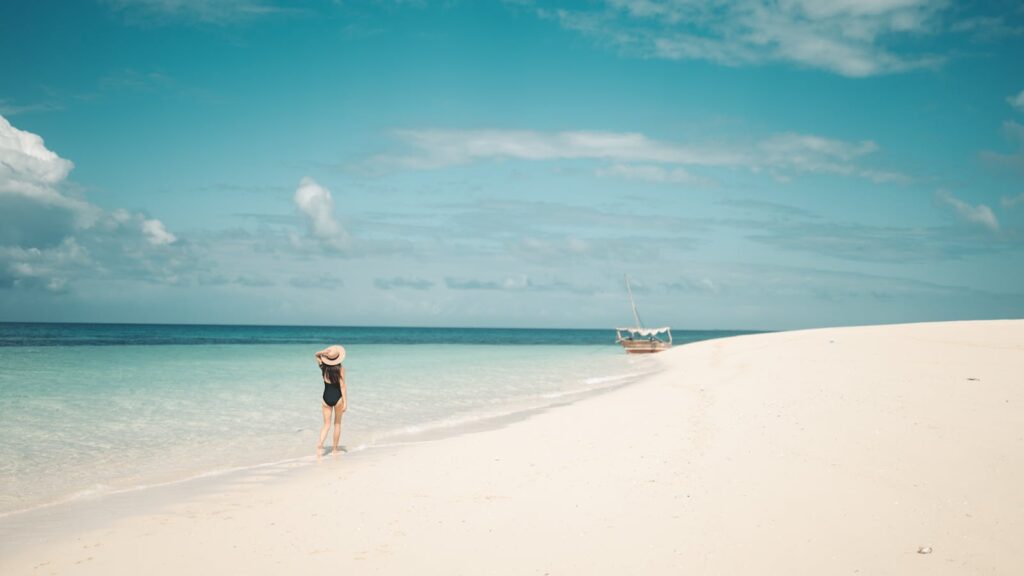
[2,319,1022,575]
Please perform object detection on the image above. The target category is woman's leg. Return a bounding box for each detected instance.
[332,406,343,453]
[317,402,331,450]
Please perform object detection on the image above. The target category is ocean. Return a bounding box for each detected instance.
[0,323,752,517]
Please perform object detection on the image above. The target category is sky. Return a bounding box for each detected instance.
[1,0,1023,330]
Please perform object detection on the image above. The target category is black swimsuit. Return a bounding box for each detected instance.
[323,381,342,407]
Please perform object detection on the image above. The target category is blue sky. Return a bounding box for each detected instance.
[1,0,1023,330]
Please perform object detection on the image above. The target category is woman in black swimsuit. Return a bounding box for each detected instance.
[314,345,347,454]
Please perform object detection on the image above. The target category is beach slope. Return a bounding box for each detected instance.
[4,320,1023,575]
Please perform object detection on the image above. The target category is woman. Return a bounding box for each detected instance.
[314,344,347,454]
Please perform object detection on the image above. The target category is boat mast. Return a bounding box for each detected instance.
[625,274,643,328]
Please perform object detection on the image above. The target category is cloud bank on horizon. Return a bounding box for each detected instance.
[0,0,1022,329]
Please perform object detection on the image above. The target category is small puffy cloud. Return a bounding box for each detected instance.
[141,218,177,245]
[293,177,349,249]
[936,191,999,232]
[1009,89,1024,112]
[107,209,177,246]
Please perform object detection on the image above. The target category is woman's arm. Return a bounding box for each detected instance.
[340,366,348,412]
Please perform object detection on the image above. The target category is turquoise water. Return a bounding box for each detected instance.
[0,323,752,516]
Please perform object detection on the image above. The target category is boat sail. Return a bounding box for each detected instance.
[615,275,672,354]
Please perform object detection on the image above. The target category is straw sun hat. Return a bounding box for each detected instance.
[318,345,346,366]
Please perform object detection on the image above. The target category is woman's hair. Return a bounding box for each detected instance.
[321,363,341,386]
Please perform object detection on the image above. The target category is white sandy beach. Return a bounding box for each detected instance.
[3,319,1023,575]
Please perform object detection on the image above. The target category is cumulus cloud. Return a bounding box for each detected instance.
[0,114,98,236]
[537,0,945,77]
[0,115,74,189]
[293,176,349,250]
[936,191,999,232]
[1009,89,1024,112]
[0,115,181,292]
[105,210,178,246]
[376,128,896,183]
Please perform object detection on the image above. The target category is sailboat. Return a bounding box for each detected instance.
[615,275,672,354]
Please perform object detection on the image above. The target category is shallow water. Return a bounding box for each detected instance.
[0,323,752,516]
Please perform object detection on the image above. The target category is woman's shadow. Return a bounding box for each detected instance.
[316,445,348,460]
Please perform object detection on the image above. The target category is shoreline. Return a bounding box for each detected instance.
[0,360,661,532]
[0,343,658,521]
[3,319,1022,575]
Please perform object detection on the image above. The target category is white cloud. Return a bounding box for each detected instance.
[141,218,177,245]
[444,274,593,294]
[936,191,999,232]
[374,277,434,290]
[542,0,945,77]
[383,129,744,169]
[1005,120,1024,143]
[0,115,182,292]
[953,16,1024,41]
[757,133,906,183]
[1002,193,1024,208]
[106,209,176,246]
[377,128,897,183]
[596,162,704,184]
[980,120,1024,175]
[0,99,63,117]
[0,114,95,223]
[1009,89,1024,112]
[293,177,349,249]
[104,0,289,23]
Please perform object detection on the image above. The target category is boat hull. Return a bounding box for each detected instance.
[617,339,671,354]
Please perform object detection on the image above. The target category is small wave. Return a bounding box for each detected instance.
[371,368,659,443]
[0,454,316,520]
